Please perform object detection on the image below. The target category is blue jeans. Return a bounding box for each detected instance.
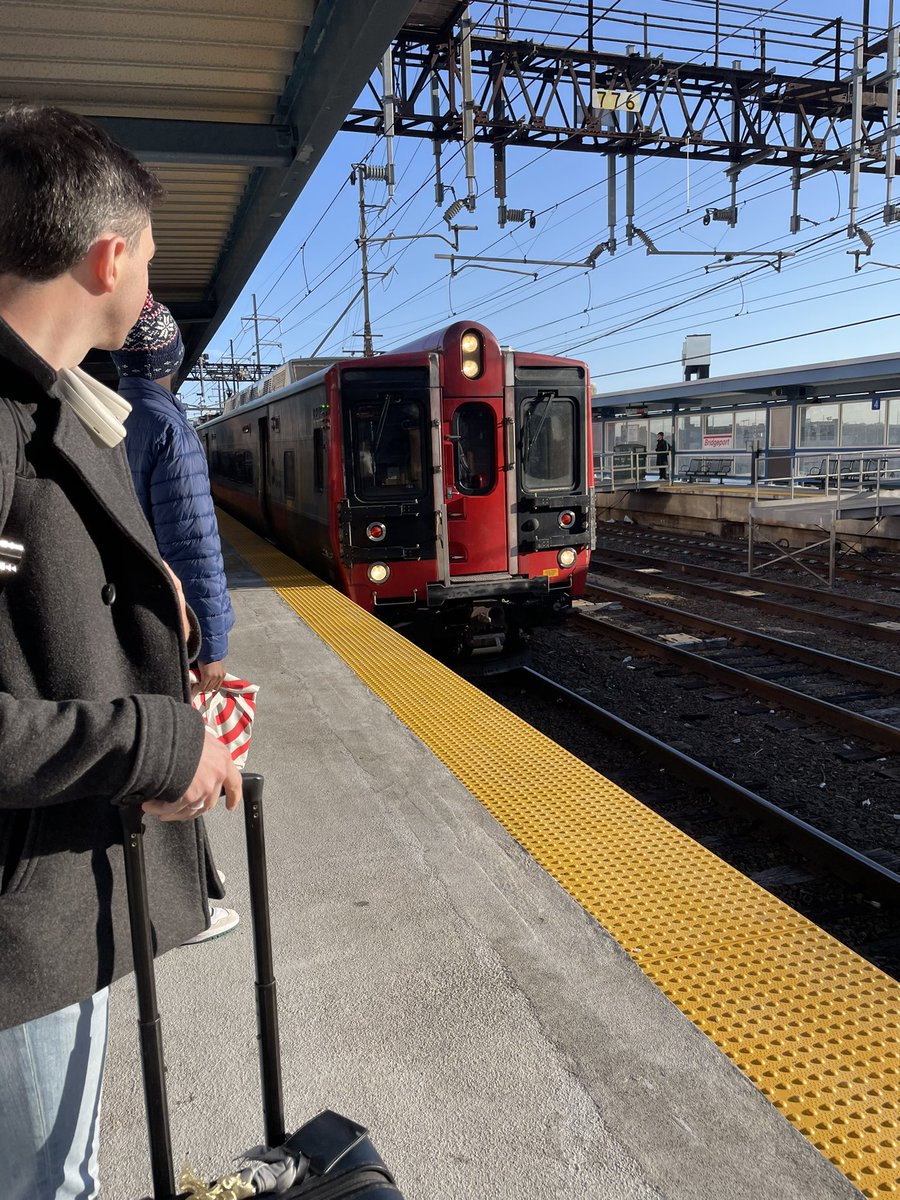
[0,989,109,1199]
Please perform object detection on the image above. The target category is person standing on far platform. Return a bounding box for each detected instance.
[655,431,670,480]
[0,103,241,1199]
[112,292,239,944]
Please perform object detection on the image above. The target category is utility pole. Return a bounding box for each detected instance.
[351,162,393,356]
[358,169,374,356]
[241,294,283,369]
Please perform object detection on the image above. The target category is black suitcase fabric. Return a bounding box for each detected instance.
[121,773,406,1199]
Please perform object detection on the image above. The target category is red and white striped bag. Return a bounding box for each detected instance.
[189,669,259,770]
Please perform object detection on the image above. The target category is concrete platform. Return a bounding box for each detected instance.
[99,547,861,1199]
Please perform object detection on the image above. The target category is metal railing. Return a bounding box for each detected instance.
[754,450,900,516]
[594,449,654,488]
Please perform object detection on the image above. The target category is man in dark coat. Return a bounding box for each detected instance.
[0,104,242,1198]
[655,431,670,480]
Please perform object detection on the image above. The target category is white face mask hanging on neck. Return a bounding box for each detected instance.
[55,366,132,448]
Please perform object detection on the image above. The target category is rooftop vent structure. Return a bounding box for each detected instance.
[682,334,711,381]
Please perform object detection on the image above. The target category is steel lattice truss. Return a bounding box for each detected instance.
[344,31,896,176]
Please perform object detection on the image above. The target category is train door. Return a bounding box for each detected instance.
[441,394,508,575]
[257,413,272,530]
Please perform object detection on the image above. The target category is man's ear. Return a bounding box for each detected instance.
[86,235,128,295]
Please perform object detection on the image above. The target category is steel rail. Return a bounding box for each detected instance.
[598,526,900,585]
[591,552,900,644]
[593,546,900,619]
[600,544,900,619]
[583,582,900,690]
[569,611,900,751]
[602,528,900,583]
[513,667,900,907]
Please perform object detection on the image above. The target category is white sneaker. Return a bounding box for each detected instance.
[183,904,239,945]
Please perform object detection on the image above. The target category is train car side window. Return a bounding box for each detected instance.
[284,449,296,501]
[452,403,495,495]
[520,393,578,491]
[348,393,426,499]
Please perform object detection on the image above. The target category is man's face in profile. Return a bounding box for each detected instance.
[94,223,156,352]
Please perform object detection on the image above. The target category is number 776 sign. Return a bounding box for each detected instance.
[593,89,640,112]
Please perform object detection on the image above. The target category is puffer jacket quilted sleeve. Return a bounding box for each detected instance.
[122,380,234,662]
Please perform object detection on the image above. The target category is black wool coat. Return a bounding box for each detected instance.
[0,317,218,1030]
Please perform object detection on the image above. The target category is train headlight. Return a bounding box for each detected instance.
[460,329,483,379]
[366,522,387,542]
[557,547,577,569]
[558,510,576,528]
[367,563,391,584]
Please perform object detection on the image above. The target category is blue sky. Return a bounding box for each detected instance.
[181,0,896,409]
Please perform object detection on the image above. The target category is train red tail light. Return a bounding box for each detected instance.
[366,522,387,542]
[558,510,576,528]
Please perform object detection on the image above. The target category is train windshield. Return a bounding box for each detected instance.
[348,392,427,499]
[520,392,578,490]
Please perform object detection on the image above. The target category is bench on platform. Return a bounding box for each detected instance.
[801,456,888,488]
[681,457,731,483]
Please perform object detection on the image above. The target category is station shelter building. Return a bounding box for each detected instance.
[591,350,900,486]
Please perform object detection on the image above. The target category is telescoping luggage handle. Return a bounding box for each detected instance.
[120,773,284,1200]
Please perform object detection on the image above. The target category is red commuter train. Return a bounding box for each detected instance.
[200,321,594,663]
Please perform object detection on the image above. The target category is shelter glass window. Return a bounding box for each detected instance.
[888,397,900,446]
[798,403,840,447]
[769,405,791,449]
[704,412,733,438]
[452,403,496,495]
[677,414,701,450]
[840,400,885,447]
[521,394,578,490]
[611,419,648,449]
[735,408,766,450]
[348,393,426,500]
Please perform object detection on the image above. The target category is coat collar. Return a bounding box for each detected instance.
[0,315,162,565]
[50,397,162,564]
[0,313,57,394]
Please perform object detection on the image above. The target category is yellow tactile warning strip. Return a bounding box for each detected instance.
[219,511,900,1196]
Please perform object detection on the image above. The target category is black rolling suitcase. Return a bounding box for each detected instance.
[121,772,405,1199]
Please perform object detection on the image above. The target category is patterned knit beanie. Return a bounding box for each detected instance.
[111,291,185,380]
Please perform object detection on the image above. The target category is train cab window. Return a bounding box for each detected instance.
[452,403,495,495]
[283,450,296,501]
[348,393,426,499]
[520,392,578,491]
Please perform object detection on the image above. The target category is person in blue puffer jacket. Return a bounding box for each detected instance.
[112,293,239,944]
[112,292,235,693]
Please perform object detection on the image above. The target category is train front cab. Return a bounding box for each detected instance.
[340,322,593,659]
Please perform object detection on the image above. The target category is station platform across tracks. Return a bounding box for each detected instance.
[99,511,899,1199]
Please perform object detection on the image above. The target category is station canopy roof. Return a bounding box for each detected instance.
[0,0,418,381]
[593,350,900,417]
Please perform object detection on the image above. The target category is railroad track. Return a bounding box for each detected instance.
[579,582,900,752]
[590,546,900,644]
[597,524,900,590]
[491,668,900,971]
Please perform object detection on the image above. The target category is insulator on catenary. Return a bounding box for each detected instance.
[443,198,467,222]
[364,164,391,182]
